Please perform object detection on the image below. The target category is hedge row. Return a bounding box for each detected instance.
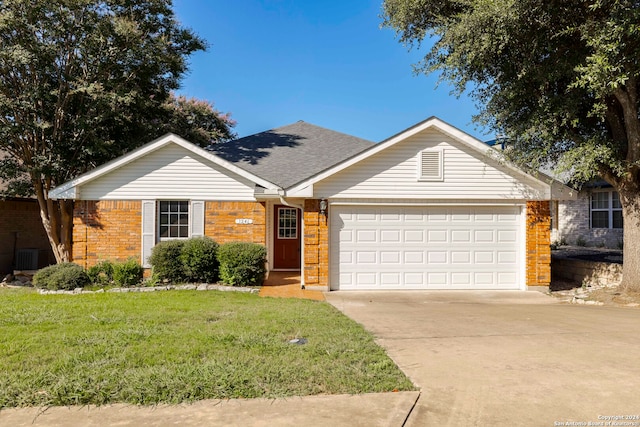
[33,258,143,291]
[149,237,266,287]
[32,238,267,291]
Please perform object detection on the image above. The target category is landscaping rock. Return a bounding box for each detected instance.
[37,283,260,295]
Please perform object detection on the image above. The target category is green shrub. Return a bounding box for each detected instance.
[33,263,91,290]
[112,258,144,287]
[180,237,219,283]
[87,260,115,286]
[217,242,267,286]
[148,240,186,282]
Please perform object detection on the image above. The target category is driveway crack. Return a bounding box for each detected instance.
[401,391,421,426]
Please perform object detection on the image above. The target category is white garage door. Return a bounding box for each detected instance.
[330,205,523,290]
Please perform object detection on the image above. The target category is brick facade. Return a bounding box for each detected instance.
[303,199,329,289]
[72,201,142,269]
[526,201,551,287]
[72,200,267,269]
[0,199,54,273]
[204,201,266,244]
[555,190,623,248]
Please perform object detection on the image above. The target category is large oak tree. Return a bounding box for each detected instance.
[0,0,234,263]
[383,0,640,291]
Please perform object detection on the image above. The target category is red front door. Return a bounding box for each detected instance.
[273,205,301,269]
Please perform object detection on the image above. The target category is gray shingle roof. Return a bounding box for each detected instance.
[210,121,375,189]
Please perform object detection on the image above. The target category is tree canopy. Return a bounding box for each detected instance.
[382,0,640,182]
[0,0,234,262]
[382,0,640,290]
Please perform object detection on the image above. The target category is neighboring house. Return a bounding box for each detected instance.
[552,181,623,249]
[49,117,575,291]
[0,152,55,274]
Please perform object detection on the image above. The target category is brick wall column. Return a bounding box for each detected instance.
[526,201,551,287]
[303,200,329,290]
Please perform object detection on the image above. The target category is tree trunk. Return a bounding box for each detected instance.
[618,188,640,292]
[33,177,74,264]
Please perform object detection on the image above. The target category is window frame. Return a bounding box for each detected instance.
[158,200,191,240]
[590,190,623,230]
[277,207,298,240]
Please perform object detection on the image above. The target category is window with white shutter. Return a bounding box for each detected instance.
[418,149,443,181]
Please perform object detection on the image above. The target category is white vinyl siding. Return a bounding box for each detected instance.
[80,144,256,200]
[330,205,523,290]
[315,129,547,200]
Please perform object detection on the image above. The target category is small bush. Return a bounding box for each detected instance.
[113,258,144,287]
[217,242,267,286]
[87,260,115,286]
[33,263,91,290]
[180,237,219,283]
[148,240,186,282]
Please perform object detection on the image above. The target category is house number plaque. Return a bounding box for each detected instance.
[235,219,253,224]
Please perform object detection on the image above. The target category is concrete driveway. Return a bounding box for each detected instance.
[326,291,640,426]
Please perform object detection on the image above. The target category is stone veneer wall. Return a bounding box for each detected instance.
[72,201,142,269]
[553,257,622,287]
[526,201,551,287]
[0,199,54,273]
[303,199,329,289]
[557,190,623,248]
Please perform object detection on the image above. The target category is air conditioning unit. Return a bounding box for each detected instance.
[16,249,39,271]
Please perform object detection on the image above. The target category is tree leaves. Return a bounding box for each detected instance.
[382,0,640,187]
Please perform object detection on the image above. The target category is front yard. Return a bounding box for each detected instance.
[0,289,413,408]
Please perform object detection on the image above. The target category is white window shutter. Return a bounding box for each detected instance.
[419,150,443,181]
[190,200,205,237]
[141,200,156,268]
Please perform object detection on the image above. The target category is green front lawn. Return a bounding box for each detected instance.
[0,288,413,408]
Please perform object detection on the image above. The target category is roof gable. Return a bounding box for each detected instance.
[289,117,575,200]
[49,133,280,199]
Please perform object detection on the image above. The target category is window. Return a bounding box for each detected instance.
[591,191,622,229]
[418,149,443,181]
[159,201,189,239]
[278,207,298,239]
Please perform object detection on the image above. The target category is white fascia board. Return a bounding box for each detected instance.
[49,133,280,199]
[284,185,314,198]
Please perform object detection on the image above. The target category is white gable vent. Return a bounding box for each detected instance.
[419,149,443,181]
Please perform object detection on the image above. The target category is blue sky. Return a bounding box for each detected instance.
[173,0,489,142]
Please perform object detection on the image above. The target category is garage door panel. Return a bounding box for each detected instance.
[427,251,448,264]
[426,230,447,243]
[356,229,377,243]
[404,251,424,264]
[380,251,401,264]
[330,205,522,290]
[451,251,471,263]
[498,230,518,243]
[339,229,354,243]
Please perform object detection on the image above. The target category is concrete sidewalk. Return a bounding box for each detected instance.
[0,392,420,427]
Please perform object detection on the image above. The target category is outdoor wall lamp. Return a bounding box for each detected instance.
[319,199,327,216]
